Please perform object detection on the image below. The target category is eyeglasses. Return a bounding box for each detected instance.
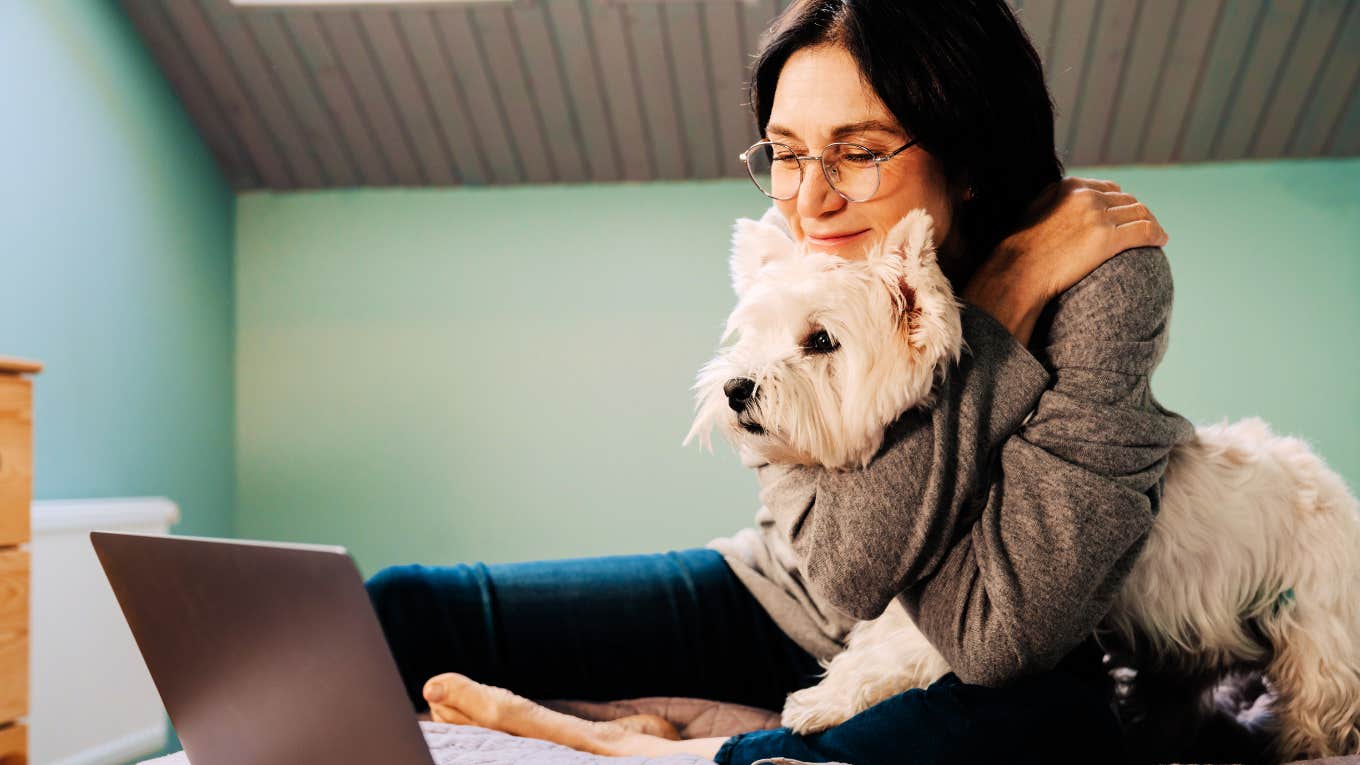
[739,139,919,203]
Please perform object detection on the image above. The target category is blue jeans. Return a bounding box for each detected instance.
[365,548,1124,765]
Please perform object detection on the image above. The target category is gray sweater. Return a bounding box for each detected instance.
[707,207,1198,686]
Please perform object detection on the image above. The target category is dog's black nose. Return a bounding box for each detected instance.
[724,378,756,412]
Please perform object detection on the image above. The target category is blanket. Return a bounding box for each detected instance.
[136,692,1360,765]
[143,722,713,765]
[139,697,787,765]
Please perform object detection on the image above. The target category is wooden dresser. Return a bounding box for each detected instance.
[0,357,39,765]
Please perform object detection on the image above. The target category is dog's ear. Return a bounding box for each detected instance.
[880,208,936,273]
[864,208,935,311]
[870,209,963,356]
[730,216,795,297]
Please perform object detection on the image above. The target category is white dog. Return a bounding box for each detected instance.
[685,209,1360,761]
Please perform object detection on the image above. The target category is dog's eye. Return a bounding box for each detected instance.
[802,329,840,355]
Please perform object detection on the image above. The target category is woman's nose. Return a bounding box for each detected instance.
[796,158,846,219]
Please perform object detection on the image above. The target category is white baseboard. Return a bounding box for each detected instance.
[31,496,180,534]
[28,497,179,765]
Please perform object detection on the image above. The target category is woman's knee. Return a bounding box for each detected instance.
[365,563,434,618]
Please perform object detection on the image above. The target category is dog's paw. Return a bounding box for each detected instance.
[780,685,855,735]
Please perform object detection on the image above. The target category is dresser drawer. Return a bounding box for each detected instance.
[0,723,24,765]
[0,723,25,764]
[0,550,27,725]
[0,375,33,547]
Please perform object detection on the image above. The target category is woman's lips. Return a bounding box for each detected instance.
[807,229,869,246]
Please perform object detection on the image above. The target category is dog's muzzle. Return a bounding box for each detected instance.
[724,377,765,434]
[737,414,765,435]
[724,377,756,412]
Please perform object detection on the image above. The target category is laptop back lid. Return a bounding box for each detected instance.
[91,531,435,765]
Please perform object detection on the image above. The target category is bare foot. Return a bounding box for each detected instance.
[421,672,721,759]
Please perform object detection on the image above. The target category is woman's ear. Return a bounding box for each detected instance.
[730,216,794,298]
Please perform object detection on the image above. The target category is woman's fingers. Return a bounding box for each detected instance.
[1095,179,1122,192]
[1068,175,1122,193]
[1112,219,1169,250]
[1099,191,1138,207]
[1107,202,1168,239]
[1105,202,1151,226]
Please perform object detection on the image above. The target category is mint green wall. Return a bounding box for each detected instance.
[235,183,769,576]
[0,1,236,537]
[2,4,235,759]
[1105,159,1360,494]
[236,158,1359,578]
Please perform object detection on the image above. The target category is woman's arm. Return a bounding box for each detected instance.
[757,248,1195,685]
[752,302,1052,618]
[904,247,1197,684]
[964,176,1170,346]
[753,183,1194,686]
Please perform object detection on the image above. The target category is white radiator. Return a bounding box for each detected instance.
[29,497,179,765]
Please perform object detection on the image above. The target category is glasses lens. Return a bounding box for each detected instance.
[823,144,879,202]
[745,142,801,200]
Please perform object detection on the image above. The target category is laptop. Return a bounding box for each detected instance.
[90,531,437,765]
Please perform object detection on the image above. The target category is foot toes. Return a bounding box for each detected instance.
[424,673,523,729]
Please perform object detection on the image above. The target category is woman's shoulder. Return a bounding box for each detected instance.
[1046,246,1175,341]
[1033,246,1177,375]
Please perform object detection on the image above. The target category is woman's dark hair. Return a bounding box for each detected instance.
[749,0,1063,263]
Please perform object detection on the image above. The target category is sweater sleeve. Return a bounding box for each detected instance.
[754,246,1198,685]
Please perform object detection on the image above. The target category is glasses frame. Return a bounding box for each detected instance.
[738,138,919,202]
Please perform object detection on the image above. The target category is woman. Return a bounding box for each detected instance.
[366,1,1195,763]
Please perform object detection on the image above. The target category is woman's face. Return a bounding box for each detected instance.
[766,44,960,261]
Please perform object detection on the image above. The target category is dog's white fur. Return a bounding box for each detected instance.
[686,210,963,469]
[685,209,1360,760]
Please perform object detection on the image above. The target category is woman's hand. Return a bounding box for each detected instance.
[962,176,1169,347]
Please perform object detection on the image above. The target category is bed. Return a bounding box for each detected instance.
[138,696,792,765]
[138,693,1360,765]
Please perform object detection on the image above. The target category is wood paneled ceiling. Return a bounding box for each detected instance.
[120,0,1360,190]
